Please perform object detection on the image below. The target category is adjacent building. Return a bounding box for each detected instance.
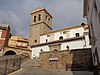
[0,25,10,55]
[83,0,100,72]
[0,25,32,57]
[8,36,29,49]
[3,35,32,57]
[29,8,91,58]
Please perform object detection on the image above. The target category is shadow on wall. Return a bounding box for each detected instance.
[66,49,93,71]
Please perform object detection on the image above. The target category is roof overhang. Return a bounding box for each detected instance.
[83,0,88,18]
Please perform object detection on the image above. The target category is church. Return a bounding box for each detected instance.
[29,8,91,58]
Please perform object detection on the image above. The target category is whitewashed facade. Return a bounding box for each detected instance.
[84,0,100,67]
[31,25,91,58]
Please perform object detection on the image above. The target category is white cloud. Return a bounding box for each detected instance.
[0,0,87,38]
[0,10,29,37]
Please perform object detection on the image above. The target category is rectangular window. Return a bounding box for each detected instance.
[34,16,36,22]
[46,39,48,42]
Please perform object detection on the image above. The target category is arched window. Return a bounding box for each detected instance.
[48,18,50,23]
[53,49,57,51]
[40,49,43,52]
[46,39,48,42]
[59,36,63,40]
[75,33,80,37]
[66,45,69,50]
[38,14,41,21]
[46,15,47,20]
[34,16,36,22]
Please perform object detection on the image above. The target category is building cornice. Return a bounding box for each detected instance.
[31,36,84,48]
[40,48,91,54]
[6,46,32,52]
[30,21,52,30]
[31,8,53,18]
[40,24,88,36]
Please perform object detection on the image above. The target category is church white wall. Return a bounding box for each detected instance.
[40,27,85,44]
[31,45,49,58]
[32,38,90,58]
[61,40,86,50]
[69,28,84,38]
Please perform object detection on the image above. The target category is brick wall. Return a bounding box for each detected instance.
[39,48,93,71]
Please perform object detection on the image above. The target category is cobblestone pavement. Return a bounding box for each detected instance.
[9,59,93,75]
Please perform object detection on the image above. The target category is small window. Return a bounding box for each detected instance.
[75,33,80,37]
[34,16,36,22]
[59,36,63,40]
[47,35,50,37]
[46,15,47,19]
[48,18,50,23]
[66,45,69,50]
[40,49,43,52]
[60,32,62,34]
[38,14,41,21]
[45,15,47,22]
[49,18,50,20]
[63,31,66,34]
[35,40,37,43]
[46,39,48,42]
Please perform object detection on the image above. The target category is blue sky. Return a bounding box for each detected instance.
[0,0,86,38]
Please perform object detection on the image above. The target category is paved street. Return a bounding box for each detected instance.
[9,59,93,75]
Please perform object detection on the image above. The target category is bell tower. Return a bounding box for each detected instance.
[29,8,52,46]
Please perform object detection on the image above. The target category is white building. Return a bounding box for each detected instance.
[31,24,90,58]
[29,8,91,58]
[83,0,100,70]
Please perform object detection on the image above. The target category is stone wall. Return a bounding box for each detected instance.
[0,55,28,75]
[39,48,93,71]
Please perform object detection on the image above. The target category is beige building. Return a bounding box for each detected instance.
[3,36,32,57]
[84,0,100,74]
[0,25,10,56]
[8,36,28,48]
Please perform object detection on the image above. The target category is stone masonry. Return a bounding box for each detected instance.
[29,8,52,46]
[39,48,93,71]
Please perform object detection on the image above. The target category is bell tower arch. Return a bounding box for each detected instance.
[29,8,53,46]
